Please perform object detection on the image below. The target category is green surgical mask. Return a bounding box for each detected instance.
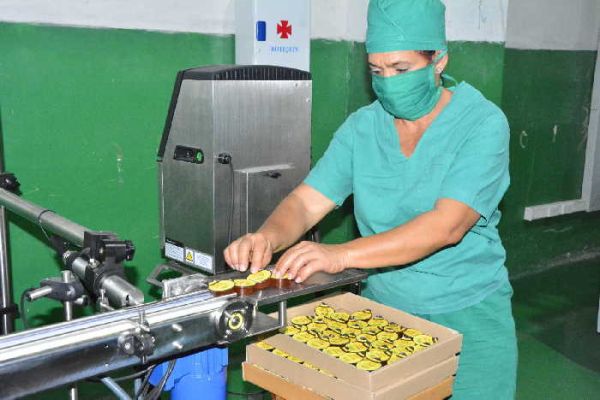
[371,52,445,121]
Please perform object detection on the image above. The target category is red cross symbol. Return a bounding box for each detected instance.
[277,20,292,39]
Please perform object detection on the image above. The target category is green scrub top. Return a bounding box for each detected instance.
[304,82,510,314]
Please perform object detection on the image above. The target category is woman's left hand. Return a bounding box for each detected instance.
[274,241,351,283]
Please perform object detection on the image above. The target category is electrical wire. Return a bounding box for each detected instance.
[87,365,153,384]
[134,364,157,399]
[110,367,153,383]
[36,209,54,244]
[146,360,176,400]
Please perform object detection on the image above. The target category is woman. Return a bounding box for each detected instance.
[224,0,517,398]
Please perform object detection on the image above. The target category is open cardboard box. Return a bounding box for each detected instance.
[246,292,463,399]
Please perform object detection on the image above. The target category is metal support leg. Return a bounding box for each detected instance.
[100,377,132,400]
[62,271,78,400]
[0,205,13,335]
[278,300,287,327]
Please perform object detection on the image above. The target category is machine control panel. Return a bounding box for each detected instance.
[173,145,204,164]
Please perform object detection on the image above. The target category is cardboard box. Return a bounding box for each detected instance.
[242,363,455,400]
[245,342,457,400]
[246,292,462,400]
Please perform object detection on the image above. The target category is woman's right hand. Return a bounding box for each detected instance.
[223,232,273,273]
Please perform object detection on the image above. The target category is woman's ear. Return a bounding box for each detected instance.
[434,51,449,74]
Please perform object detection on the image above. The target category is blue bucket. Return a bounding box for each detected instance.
[149,346,228,400]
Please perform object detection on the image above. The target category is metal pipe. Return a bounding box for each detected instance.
[101,275,144,307]
[68,386,78,400]
[133,377,142,400]
[0,189,88,247]
[66,253,144,309]
[62,271,74,322]
[25,286,53,302]
[100,377,132,400]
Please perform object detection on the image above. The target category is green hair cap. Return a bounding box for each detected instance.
[366,0,447,53]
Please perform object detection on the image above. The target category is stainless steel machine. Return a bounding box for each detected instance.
[0,65,366,399]
[158,65,312,274]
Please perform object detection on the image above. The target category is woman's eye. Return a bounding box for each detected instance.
[370,69,382,76]
[395,68,409,74]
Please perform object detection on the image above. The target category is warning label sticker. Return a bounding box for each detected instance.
[165,239,213,272]
[164,241,184,262]
[185,249,194,263]
[194,251,213,271]
[183,247,213,272]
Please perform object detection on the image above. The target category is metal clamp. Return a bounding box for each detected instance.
[118,309,155,364]
[146,262,198,291]
[0,173,20,193]
[0,304,18,319]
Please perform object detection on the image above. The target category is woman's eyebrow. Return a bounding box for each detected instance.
[368,61,410,69]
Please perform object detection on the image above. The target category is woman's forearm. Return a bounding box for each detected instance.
[258,185,334,253]
[344,200,479,269]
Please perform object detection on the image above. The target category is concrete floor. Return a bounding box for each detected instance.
[29,257,600,399]
[511,257,600,399]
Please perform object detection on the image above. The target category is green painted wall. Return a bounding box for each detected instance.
[0,22,598,329]
[0,23,236,327]
[500,49,600,275]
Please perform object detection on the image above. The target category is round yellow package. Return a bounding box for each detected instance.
[413,334,435,347]
[402,328,423,339]
[350,309,372,322]
[255,341,274,351]
[329,335,350,347]
[314,303,335,317]
[343,341,368,354]
[282,325,300,336]
[368,316,389,328]
[339,353,363,365]
[272,349,289,358]
[356,333,376,343]
[292,331,316,343]
[307,338,330,351]
[357,359,382,372]
[291,315,312,327]
[347,320,368,330]
[366,349,391,363]
[377,331,399,342]
[330,311,350,323]
[324,346,346,358]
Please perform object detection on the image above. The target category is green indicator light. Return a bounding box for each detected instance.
[195,151,204,163]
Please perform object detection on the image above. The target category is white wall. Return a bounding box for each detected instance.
[4,0,597,50]
[0,0,237,35]
[506,0,600,51]
[0,0,508,43]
